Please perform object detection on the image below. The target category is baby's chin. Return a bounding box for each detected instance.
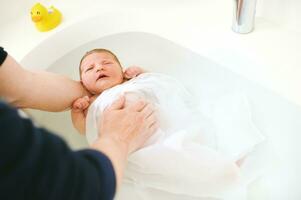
[90,82,120,94]
[83,85,103,95]
[88,87,104,95]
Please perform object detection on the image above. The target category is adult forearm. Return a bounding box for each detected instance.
[0,55,88,111]
[90,137,128,190]
[27,70,88,111]
[0,102,116,200]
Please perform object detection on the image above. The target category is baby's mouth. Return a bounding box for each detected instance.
[97,74,108,81]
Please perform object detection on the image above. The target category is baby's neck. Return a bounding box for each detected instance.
[123,77,130,83]
[89,94,99,104]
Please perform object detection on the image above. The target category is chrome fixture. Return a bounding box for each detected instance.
[232,0,257,34]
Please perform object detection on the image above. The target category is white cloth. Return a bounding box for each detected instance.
[212,93,265,161]
[86,73,215,147]
[85,73,265,199]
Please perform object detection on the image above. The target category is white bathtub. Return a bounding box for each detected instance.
[22,31,301,200]
[0,0,294,199]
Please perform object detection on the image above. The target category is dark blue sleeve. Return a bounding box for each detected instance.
[0,46,8,66]
[0,102,116,200]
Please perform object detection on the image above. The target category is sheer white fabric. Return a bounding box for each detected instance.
[86,73,265,199]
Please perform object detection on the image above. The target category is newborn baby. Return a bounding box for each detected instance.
[71,48,242,199]
[71,48,145,134]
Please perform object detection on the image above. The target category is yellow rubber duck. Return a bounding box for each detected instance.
[30,3,62,32]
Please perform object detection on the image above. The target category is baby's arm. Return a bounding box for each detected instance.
[71,96,90,135]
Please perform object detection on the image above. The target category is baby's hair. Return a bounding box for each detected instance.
[79,48,121,79]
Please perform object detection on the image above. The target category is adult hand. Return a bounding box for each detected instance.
[90,95,158,189]
[100,95,158,154]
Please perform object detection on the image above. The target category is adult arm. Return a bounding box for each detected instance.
[0,97,157,198]
[0,47,88,111]
[0,102,116,200]
[91,96,158,187]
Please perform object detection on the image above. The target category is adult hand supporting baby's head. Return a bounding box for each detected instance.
[90,95,158,188]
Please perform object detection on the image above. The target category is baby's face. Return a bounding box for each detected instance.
[80,52,124,94]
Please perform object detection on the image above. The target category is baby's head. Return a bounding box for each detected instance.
[79,49,124,94]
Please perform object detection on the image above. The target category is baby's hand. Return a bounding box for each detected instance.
[72,96,90,112]
[124,66,145,79]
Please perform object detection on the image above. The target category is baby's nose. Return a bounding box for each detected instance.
[95,64,103,71]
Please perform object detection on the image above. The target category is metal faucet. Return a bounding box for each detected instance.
[232,0,257,34]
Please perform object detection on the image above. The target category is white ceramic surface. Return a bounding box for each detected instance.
[25,32,301,199]
[1,1,300,199]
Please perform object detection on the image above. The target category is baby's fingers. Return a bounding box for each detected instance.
[83,96,90,102]
[82,101,90,109]
[124,71,133,79]
[72,101,82,109]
